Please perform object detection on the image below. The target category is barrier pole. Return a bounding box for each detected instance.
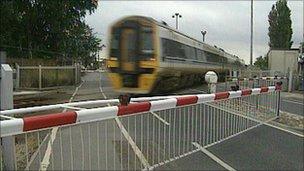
[1,64,16,170]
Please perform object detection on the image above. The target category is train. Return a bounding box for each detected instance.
[106,16,245,94]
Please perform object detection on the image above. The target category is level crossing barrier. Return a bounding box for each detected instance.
[218,77,287,92]
[0,86,281,170]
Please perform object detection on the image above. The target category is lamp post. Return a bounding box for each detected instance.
[172,13,182,30]
[250,0,253,65]
[201,30,207,42]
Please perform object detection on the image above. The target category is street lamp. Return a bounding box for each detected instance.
[172,13,182,30]
[250,0,254,65]
[201,30,207,42]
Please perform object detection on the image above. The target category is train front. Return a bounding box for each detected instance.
[106,16,159,94]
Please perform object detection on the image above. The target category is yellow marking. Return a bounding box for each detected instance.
[106,60,118,68]
[108,73,122,89]
[138,74,157,92]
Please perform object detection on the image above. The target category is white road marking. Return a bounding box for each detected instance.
[263,122,304,138]
[208,101,303,137]
[39,81,84,171]
[99,77,150,169]
[282,99,303,105]
[150,111,170,126]
[115,117,150,168]
[192,142,236,171]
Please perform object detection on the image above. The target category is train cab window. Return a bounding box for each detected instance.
[141,27,154,54]
[110,29,119,58]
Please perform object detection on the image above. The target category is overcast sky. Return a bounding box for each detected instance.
[85,0,303,64]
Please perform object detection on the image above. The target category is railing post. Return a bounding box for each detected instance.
[0,64,16,170]
[275,82,282,117]
[276,91,281,117]
[38,65,42,90]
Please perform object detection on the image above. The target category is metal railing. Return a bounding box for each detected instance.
[0,86,280,170]
[216,77,288,92]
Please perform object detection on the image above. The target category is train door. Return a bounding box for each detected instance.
[121,29,137,72]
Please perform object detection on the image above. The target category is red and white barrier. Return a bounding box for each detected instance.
[0,86,279,137]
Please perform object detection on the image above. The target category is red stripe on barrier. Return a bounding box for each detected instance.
[118,102,151,116]
[241,89,252,96]
[176,96,198,106]
[260,87,269,93]
[214,92,230,100]
[23,111,77,131]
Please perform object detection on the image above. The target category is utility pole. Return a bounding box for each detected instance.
[201,30,207,42]
[250,0,254,65]
[172,13,182,30]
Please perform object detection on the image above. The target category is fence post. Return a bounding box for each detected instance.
[38,65,42,90]
[0,64,16,170]
[16,64,20,90]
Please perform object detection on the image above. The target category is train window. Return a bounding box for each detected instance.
[110,29,119,58]
[161,38,168,57]
[196,49,206,62]
[141,27,153,52]
[189,46,196,60]
[205,51,220,63]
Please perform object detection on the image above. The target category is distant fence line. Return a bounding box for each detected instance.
[14,65,81,90]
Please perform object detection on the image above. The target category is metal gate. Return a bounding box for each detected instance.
[0,86,280,170]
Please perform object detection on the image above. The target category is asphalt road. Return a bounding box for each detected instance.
[281,97,304,116]
[22,72,303,170]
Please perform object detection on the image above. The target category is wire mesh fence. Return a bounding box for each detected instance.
[16,65,81,90]
[0,91,279,170]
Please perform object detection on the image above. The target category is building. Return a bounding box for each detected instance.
[268,49,300,75]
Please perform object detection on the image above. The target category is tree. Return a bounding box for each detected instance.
[0,0,101,65]
[268,0,293,50]
[254,56,268,70]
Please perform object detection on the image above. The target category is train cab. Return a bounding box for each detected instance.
[107,16,159,94]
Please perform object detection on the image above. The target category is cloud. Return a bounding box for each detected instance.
[85,1,303,64]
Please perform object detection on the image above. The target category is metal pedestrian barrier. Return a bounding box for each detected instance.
[0,86,281,170]
[218,77,287,92]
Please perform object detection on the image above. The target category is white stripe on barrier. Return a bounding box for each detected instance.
[251,88,261,95]
[76,106,119,123]
[0,119,24,137]
[150,98,177,112]
[228,91,242,98]
[197,94,215,103]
